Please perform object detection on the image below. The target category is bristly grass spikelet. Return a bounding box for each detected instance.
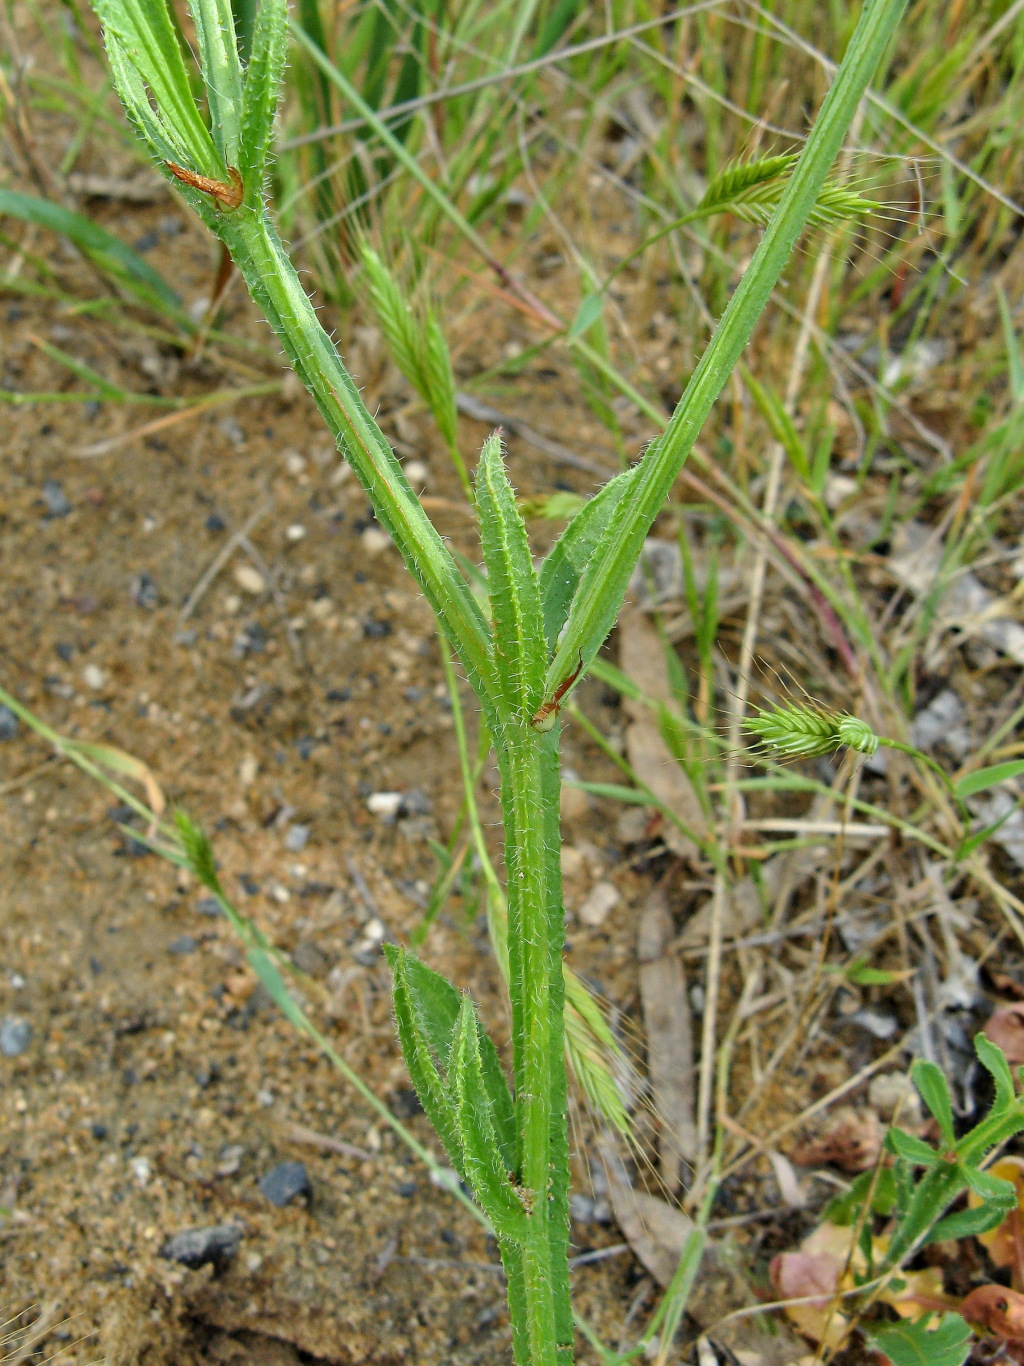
[695,153,881,229]
[744,699,881,758]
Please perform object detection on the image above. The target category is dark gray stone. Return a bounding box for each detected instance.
[259,1160,311,1207]
[167,935,197,955]
[0,1016,31,1057]
[159,1223,241,1270]
[0,706,19,741]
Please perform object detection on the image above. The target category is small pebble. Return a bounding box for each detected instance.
[234,564,265,595]
[256,1087,275,1108]
[196,897,222,917]
[578,881,620,928]
[283,450,306,476]
[41,479,72,517]
[0,706,19,740]
[396,1180,418,1198]
[367,791,403,820]
[360,526,391,555]
[131,572,159,609]
[868,1072,923,1125]
[91,1122,108,1140]
[130,1156,152,1186]
[285,524,306,542]
[219,416,245,446]
[168,935,197,956]
[283,823,310,852]
[216,1144,245,1177]
[362,615,391,638]
[82,663,106,690]
[403,460,428,485]
[291,940,330,978]
[259,1160,311,1207]
[352,917,387,966]
[0,1015,32,1057]
[159,1223,241,1270]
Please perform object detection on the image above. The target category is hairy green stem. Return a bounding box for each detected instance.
[495,721,571,1364]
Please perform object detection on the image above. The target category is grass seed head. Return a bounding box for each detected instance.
[744,700,879,758]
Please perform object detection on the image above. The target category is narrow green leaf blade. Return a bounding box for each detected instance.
[955,760,1024,798]
[190,0,244,164]
[384,947,516,1170]
[885,1127,941,1166]
[94,0,218,168]
[864,1313,970,1366]
[385,946,464,1177]
[538,468,634,651]
[451,997,531,1243]
[911,1059,956,1148]
[542,0,908,703]
[568,292,605,341]
[925,1197,1014,1245]
[0,188,181,315]
[974,1033,1016,1110]
[475,432,546,721]
[239,0,288,186]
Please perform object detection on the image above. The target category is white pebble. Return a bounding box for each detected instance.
[283,450,306,476]
[285,524,306,541]
[129,1156,152,1187]
[82,664,106,690]
[404,460,428,485]
[234,564,265,594]
[361,527,391,555]
[578,881,620,928]
[367,791,403,819]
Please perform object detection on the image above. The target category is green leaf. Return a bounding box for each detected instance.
[885,1127,941,1167]
[954,802,1019,861]
[385,946,464,1177]
[383,946,516,1171]
[239,0,288,188]
[960,1164,1016,1207]
[974,1033,1016,1111]
[538,468,634,652]
[93,0,218,170]
[541,0,907,713]
[955,760,1024,798]
[911,1059,956,1148]
[925,1196,1014,1245]
[568,292,605,341]
[864,1313,970,1366]
[191,0,244,165]
[450,997,531,1243]
[0,188,181,316]
[822,1168,897,1225]
[474,432,546,723]
[744,369,811,483]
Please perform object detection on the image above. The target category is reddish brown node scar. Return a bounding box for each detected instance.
[165,162,243,210]
[530,653,584,732]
